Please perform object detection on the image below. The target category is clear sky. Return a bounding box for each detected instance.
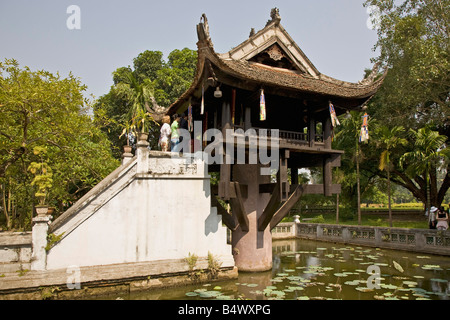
[0,0,379,101]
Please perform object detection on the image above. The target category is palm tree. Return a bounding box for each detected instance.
[334,110,369,225]
[376,125,408,228]
[400,126,448,219]
[115,72,166,125]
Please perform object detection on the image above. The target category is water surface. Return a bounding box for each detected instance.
[124,239,450,300]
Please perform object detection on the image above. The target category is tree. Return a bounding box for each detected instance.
[361,0,450,214]
[364,0,449,133]
[94,48,197,158]
[375,125,408,227]
[333,111,374,224]
[400,126,449,214]
[0,59,118,230]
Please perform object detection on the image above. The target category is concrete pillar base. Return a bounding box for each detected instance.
[231,164,272,272]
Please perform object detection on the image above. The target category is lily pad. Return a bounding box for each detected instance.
[355,287,374,292]
[334,273,349,277]
[344,280,361,286]
[216,295,233,300]
[403,281,418,287]
[431,278,448,283]
[393,261,404,273]
[199,290,222,298]
[422,265,443,270]
[185,292,198,297]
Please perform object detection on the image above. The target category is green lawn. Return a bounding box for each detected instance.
[286,212,429,229]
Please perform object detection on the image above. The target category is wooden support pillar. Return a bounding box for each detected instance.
[324,117,332,149]
[279,150,289,201]
[308,115,316,148]
[219,102,232,200]
[291,167,298,185]
[323,156,332,197]
[244,107,252,131]
[323,117,333,196]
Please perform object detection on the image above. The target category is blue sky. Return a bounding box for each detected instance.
[0,0,379,101]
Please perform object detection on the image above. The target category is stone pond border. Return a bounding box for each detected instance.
[272,221,450,256]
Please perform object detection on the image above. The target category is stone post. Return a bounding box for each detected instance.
[136,133,150,174]
[31,215,51,271]
[122,145,134,166]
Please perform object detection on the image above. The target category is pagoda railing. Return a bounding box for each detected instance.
[251,127,323,145]
[226,126,325,147]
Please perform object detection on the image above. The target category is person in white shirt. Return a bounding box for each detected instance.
[159,115,171,152]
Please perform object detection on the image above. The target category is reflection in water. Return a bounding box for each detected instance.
[123,239,450,300]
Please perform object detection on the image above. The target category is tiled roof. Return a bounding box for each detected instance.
[166,12,385,115]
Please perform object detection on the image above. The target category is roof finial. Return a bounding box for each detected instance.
[197,13,211,42]
[268,7,281,25]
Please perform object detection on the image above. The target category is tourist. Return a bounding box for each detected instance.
[171,113,181,152]
[178,113,189,146]
[159,115,171,152]
[436,207,449,231]
[429,206,438,229]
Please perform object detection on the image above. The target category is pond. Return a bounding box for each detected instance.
[120,239,450,300]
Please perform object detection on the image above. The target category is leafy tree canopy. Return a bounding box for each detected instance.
[0,59,119,230]
[364,0,449,132]
[94,48,197,158]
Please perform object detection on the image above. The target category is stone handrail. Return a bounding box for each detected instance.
[272,222,450,256]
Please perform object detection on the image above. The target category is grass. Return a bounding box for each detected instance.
[286,212,429,229]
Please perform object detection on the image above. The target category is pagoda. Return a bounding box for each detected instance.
[166,8,385,272]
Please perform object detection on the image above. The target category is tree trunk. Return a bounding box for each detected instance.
[387,167,393,228]
[356,139,361,225]
[336,193,339,224]
[1,184,11,229]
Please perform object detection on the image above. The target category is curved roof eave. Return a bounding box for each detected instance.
[167,16,386,115]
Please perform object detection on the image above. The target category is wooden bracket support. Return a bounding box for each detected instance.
[229,182,249,232]
[269,185,303,230]
[257,181,281,231]
[211,196,238,231]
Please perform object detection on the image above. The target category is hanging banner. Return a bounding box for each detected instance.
[188,104,193,132]
[260,89,266,121]
[231,89,236,125]
[359,112,369,143]
[203,111,208,148]
[329,102,340,127]
[200,85,205,115]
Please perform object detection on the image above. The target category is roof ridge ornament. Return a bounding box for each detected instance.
[266,8,281,26]
[197,13,211,43]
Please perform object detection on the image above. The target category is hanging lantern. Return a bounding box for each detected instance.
[201,84,205,115]
[260,89,266,121]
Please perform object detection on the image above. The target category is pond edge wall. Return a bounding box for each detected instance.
[272,222,450,256]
